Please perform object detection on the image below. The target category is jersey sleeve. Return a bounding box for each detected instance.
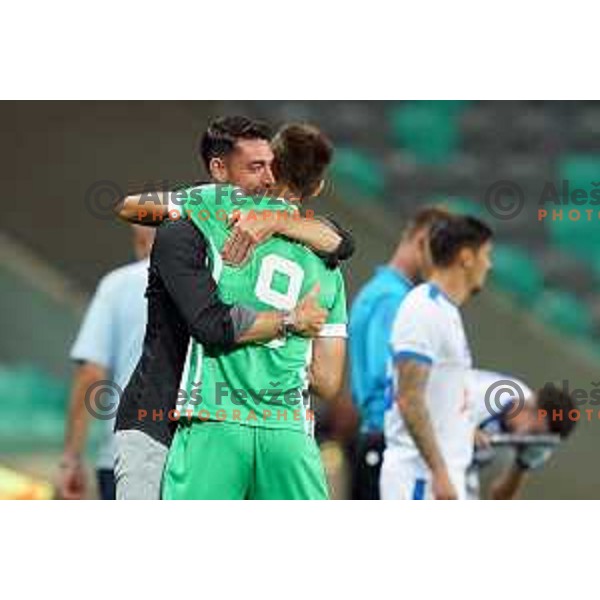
[312,216,355,269]
[153,219,237,351]
[319,269,348,338]
[363,294,403,395]
[390,296,439,365]
[69,274,116,370]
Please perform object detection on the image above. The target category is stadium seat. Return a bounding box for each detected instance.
[490,244,544,307]
[533,289,593,339]
[545,155,600,262]
[414,100,470,114]
[547,216,598,262]
[561,154,600,191]
[389,102,462,163]
[331,147,386,201]
[0,365,67,449]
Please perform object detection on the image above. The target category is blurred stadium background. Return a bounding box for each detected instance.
[1,100,599,499]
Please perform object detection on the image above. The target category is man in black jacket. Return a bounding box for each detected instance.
[114,116,354,499]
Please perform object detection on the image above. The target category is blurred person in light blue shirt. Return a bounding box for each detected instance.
[59,225,155,500]
[348,207,450,499]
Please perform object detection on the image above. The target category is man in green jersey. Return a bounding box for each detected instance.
[162,124,347,500]
[114,117,353,500]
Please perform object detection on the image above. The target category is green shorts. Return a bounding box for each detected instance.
[161,421,329,500]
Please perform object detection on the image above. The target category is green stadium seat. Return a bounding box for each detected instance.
[533,289,593,339]
[490,244,544,307]
[330,147,386,200]
[416,100,470,114]
[546,155,600,262]
[389,102,463,163]
[0,365,68,449]
[561,155,600,189]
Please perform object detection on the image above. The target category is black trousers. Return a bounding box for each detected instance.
[350,432,386,500]
[96,469,116,500]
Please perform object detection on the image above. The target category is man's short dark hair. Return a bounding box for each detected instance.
[537,383,577,439]
[270,123,334,198]
[199,116,272,171]
[428,214,493,267]
[402,205,454,241]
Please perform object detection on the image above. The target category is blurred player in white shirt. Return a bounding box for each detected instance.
[467,370,577,499]
[60,225,155,500]
[381,215,493,500]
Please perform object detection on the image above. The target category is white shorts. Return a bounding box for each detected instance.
[380,448,467,500]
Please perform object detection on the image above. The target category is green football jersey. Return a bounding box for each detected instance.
[177,183,347,433]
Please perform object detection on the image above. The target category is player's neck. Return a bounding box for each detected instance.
[389,244,418,282]
[428,269,470,307]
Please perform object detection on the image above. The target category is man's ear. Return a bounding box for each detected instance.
[313,180,325,197]
[460,247,475,269]
[415,230,429,252]
[209,157,228,182]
